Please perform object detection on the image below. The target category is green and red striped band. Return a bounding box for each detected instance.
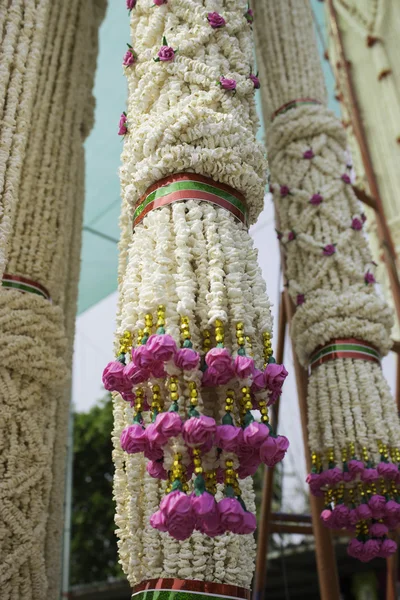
[271,97,322,121]
[133,173,248,228]
[2,273,51,301]
[310,338,381,371]
[132,578,250,600]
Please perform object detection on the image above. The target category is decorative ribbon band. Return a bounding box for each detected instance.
[309,338,381,371]
[132,578,250,600]
[2,273,51,301]
[271,97,322,121]
[133,173,248,228]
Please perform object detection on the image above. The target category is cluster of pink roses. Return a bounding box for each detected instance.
[150,488,257,541]
[347,537,397,562]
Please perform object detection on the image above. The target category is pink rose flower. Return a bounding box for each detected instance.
[251,369,265,392]
[260,435,289,467]
[237,456,261,478]
[306,473,324,497]
[183,415,216,448]
[215,424,243,452]
[145,422,168,448]
[368,494,386,519]
[377,461,398,479]
[154,411,182,438]
[192,492,220,531]
[310,193,323,205]
[303,149,314,159]
[202,366,233,386]
[288,231,296,242]
[144,444,163,461]
[218,497,245,533]
[220,77,236,90]
[244,8,253,23]
[379,539,397,558]
[348,459,364,477]
[150,362,167,379]
[331,504,350,528]
[207,12,226,28]
[150,510,167,532]
[102,361,126,392]
[385,499,400,519]
[234,355,255,379]
[118,113,128,135]
[296,294,305,306]
[249,74,260,89]
[205,347,233,373]
[124,361,150,385]
[126,0,136,10]
[120,424,147,454]
[264,363,288,393]
[347,538,364,559]
[351,217,363,231]
[341,173,351,184]
[154,0,167,4]
[243,421,270,449]
[161,490,195,539]
[280,185,290,197]
[146,334,177,362]
[322,466,343,486]
[356,503,372,521]
[123,49,136,67]
[120,391,136,405]
[175,348,200,370]
[322,244,336,256]
[364,271,376,285]
[370,523,388,537]
[146,459,168,480]
[361,467,378,483]
[348,509,359,526]
[320,509,334,528]
[131,345,154,369]
[360,539,381,562]
[158,46,175,61]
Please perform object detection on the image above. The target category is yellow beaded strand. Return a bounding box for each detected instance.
[215,318,224,345]
[118,331,133,356]
[262,331,273,367]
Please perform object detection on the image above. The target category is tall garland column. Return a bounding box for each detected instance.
[253,0,400,562]
[106,0,289,597]
[0,2,105,598]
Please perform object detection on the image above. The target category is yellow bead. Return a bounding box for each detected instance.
[157,318,165,326]
[215,319,223,327]
[169,383,178,392]
[226,460,233,468]
[190,389,198,398]
[216,334,224,343]
[170,392,178,401]
[195,467,203,474]
[238,337,245,346]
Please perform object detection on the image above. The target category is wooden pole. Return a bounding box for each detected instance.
[253,294,287,600]
[326,0,400,324]
[283,290,341,600]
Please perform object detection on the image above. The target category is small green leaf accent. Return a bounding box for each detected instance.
[162,35,168,45]
[224,485,235,498]
[156,326,165,334]
[183,339,193,348]
[171,479,182,491]
[117,353,126,364]
[168,401,179,412]
[133,413,142,424]
[153,57,160,62]
[152,409,159,422]
[188,406,200,418]
[222,412,234,425]
[268,356,276,364]
[243,411,254,428]
[194,474,206,496]
[238,347,246,356]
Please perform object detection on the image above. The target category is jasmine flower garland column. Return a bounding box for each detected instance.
[0,2,104,598]
[253,0,400,562]
[107,0,289,593]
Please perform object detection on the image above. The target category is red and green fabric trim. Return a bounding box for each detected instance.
[132,579,250,600]
[310,338,381,371]
[2,273,51,301]
[133,173,248,228]
[271,97,322,121]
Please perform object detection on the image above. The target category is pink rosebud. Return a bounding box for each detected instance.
[249,74,260,89]
[265,363,288,393]
[146,334,177,362]
[341,173,351,184]
[205,347,233,374]
[280,185,290,197]
[143,443,163,461]
[369,494,387,519]
[150,510,167,532]
[150,362,167,379]
[296,294,305,306]
[160,489,192,518]
[237,456,261,478]
[347,538,364,559]
[361,467,378,483]
[207,12,225,28]
[361,539,381,562]
[202,365,234,386]
[182,415,216,448]
[351,217,363,231]
[234,355,255,379]
[385,499,400,519]
[215,425,243,452]
[154,411,182,438]
[123,49,136,67]
[237,443,256,462]
[288,231,296,242]
[120,424,147,454]
[310,193,323,205]
[364,271,376,285]
[303,149,314,159]
[323,244,336,256]
[147,459,168,480]
[154,0,167,4]
[323,467,343,486]
[126,0,136,10]
[243,421,270,449]
[260,435,289,467]
[320,509,334,528]
[379,539,397,558]
[356,503,372,521]
[118,113,128,135]
[124,361,150,385]
[120,391,136,405]
[218,497,245,533]
[102,361,127,392]
[306,473,324,496]
[251,369,266,392]
[192,492,220,531]
[244,8,253,23]
[348,509,359,526]
[377,461,398,479]
[370,523,388,537]
[175,348,200,371]
[348,459,364,477]
[331,504,350,528]
[168,520,195,541]
[158,45,175,61]
[145,422,168,448]
[132,345,154,369]
[220,77,236,90]
[238,511,257,534]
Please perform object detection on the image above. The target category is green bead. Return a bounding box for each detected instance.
[238,347,246,356]
[183,339,193,348]
[268,356,276,364]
